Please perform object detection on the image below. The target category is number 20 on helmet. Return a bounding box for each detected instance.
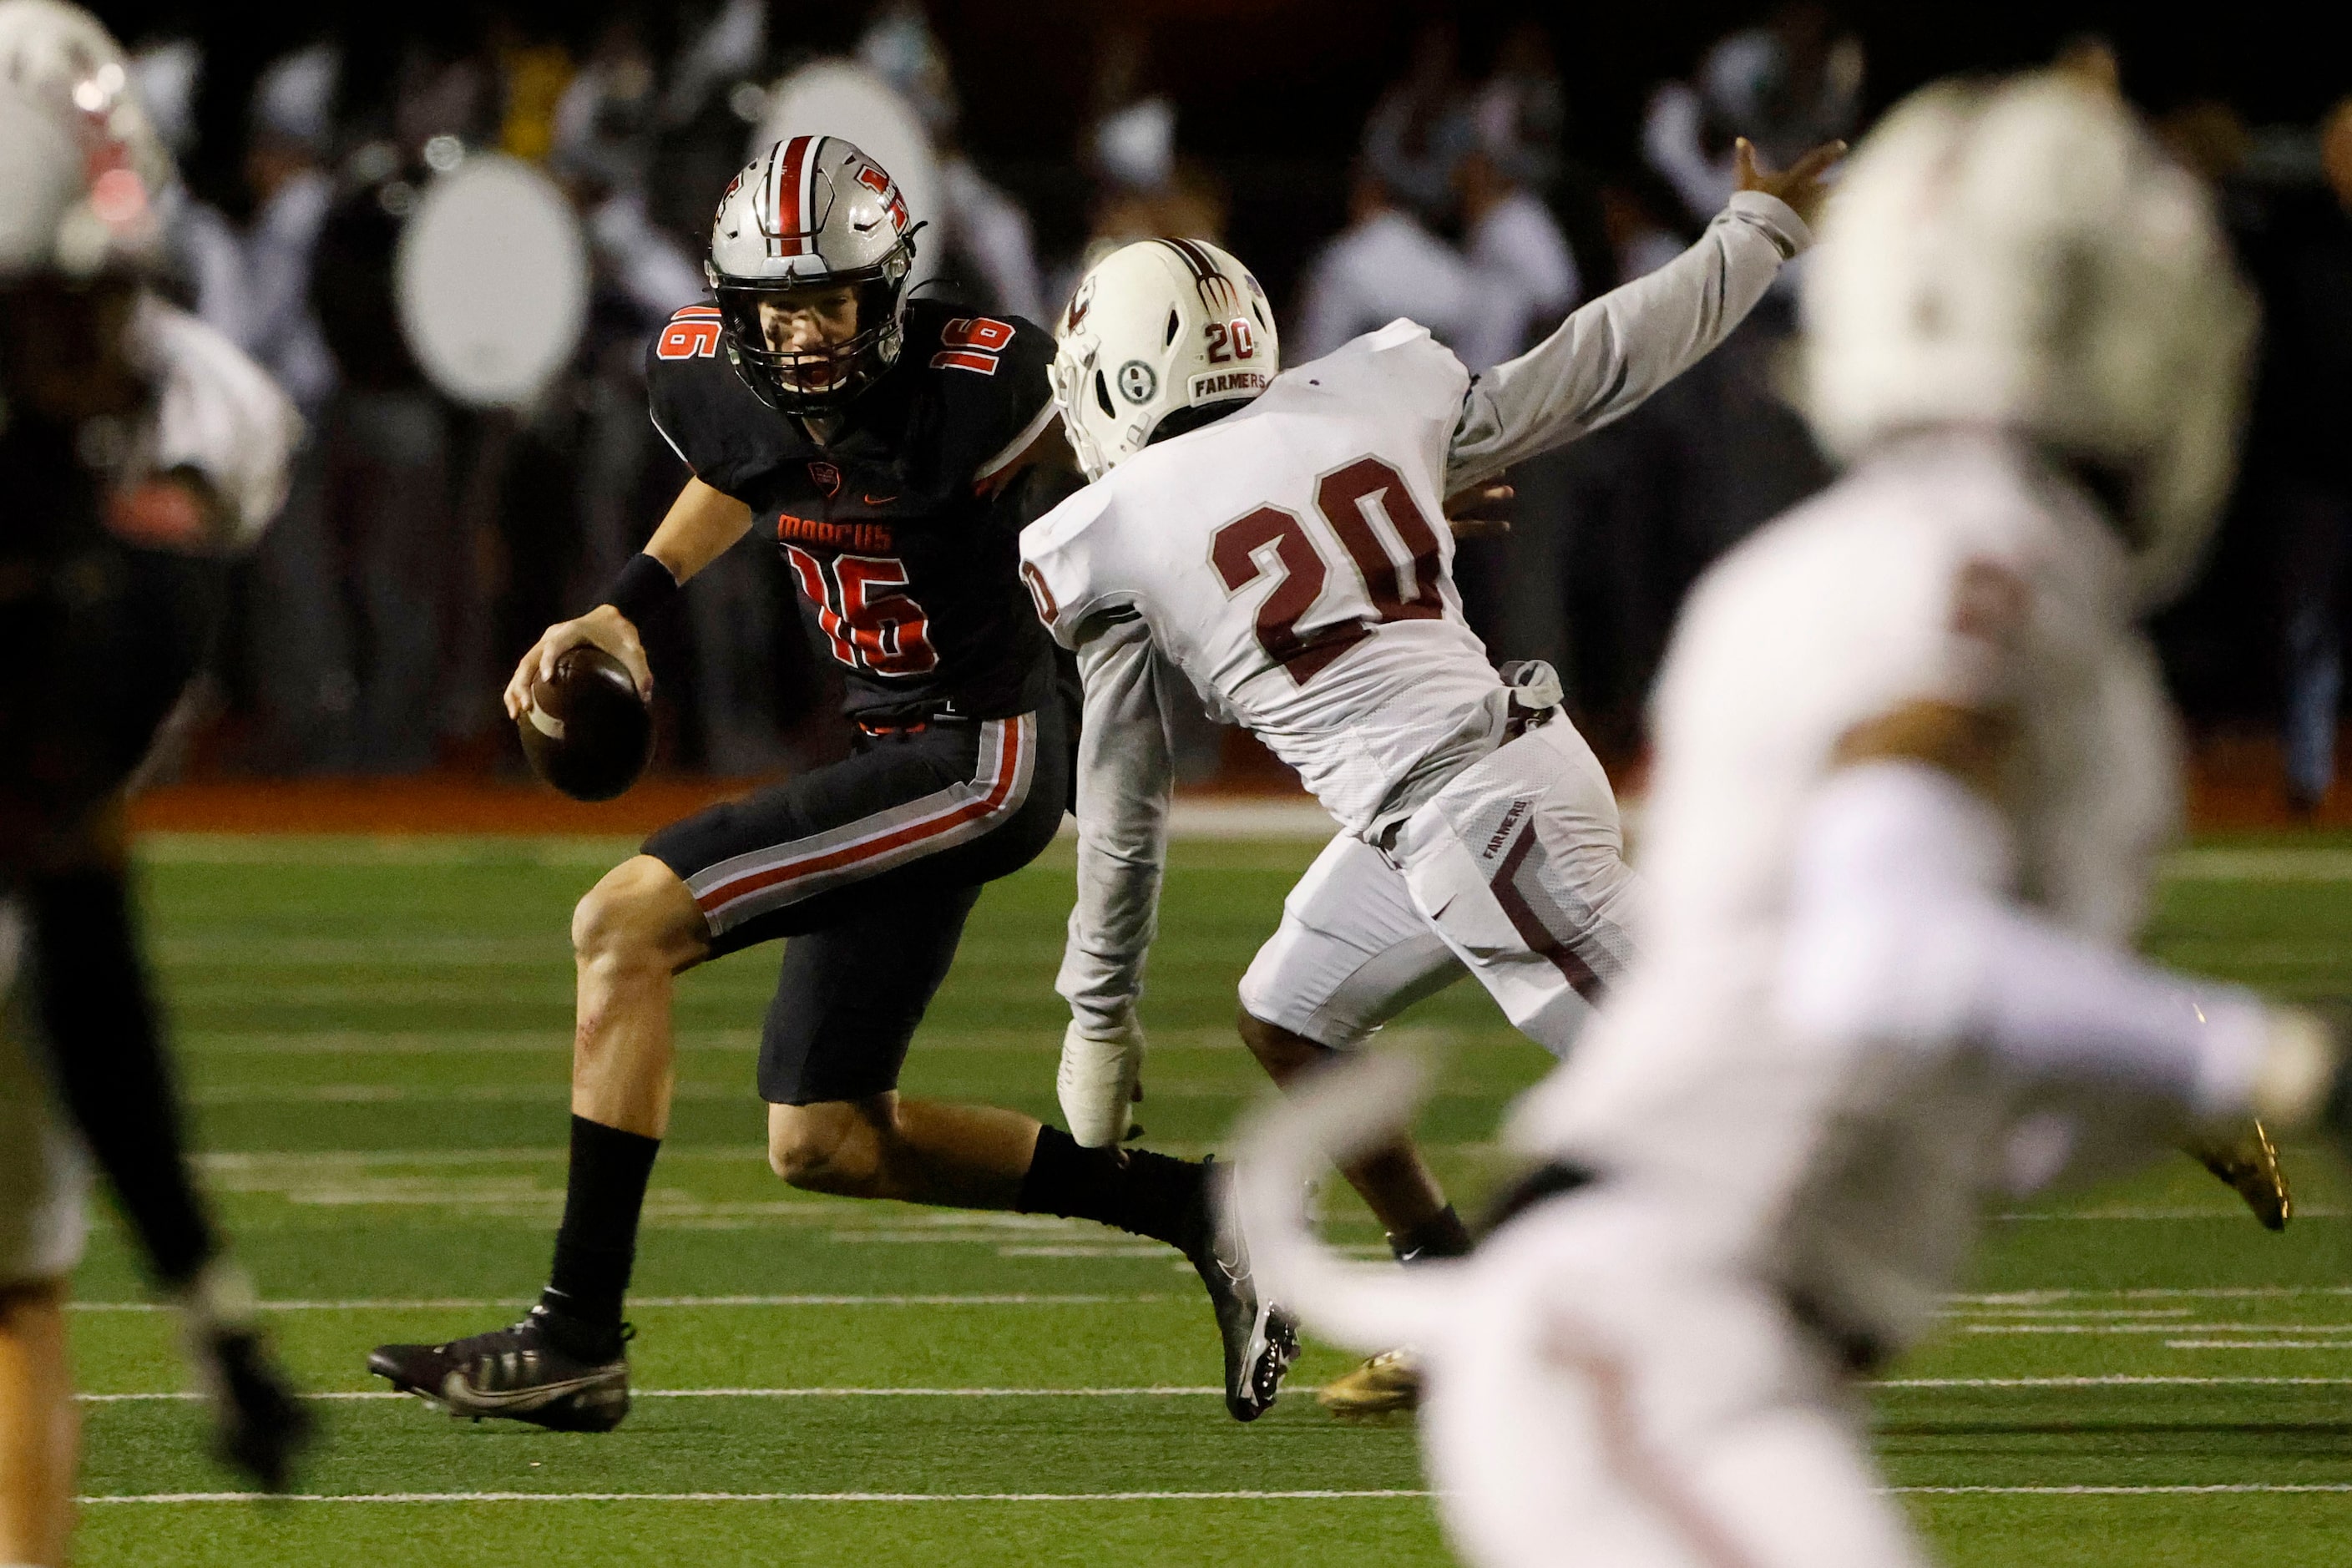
[1051,237,1279,481]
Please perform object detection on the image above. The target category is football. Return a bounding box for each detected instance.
[517,645,653,802]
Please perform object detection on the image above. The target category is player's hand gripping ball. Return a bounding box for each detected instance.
[518,647,654,801]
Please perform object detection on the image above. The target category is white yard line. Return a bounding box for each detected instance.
[1948,1308,2194,1319]
[1994,1207,2350,1221]
[179,1027,1258,1055]
[78,1482,2352,1505]
[1952,1287,2352,1304]
[2162,847,2352,882]
[2163,1341,2352,1350]
[81,1488,1426,1505]
[68,1292,1167,1313]
[1881,1495,2352,1504]
[89,1373,2352,1400]
[1872,1375,2352,1388]
[82,1387,1225,1404]
[1964,1323,2352,1337]
[199,1147,771,1167]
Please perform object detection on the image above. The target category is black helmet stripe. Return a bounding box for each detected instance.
[1156,236,1237,310]
[1154,236,1211,281]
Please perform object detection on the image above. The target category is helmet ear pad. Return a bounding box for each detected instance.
[1050,237,1278,480]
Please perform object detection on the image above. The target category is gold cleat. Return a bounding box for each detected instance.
[1318,1348,1422,1419]
[2186,1118,2291,1232]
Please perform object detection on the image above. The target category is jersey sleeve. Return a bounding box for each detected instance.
[643,304,779,500]
[1055,615,1179,1031]
[1444,190,1810,490]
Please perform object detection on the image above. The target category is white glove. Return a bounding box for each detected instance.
[1058,1013,1146,1148]
[2246,1005,2340,1129]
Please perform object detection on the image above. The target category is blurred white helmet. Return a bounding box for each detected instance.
[0,0,173,279]
[0,83,83,278]
[1802,73,2257,607]
[1052,237,1277,481]
[706,133,919,414]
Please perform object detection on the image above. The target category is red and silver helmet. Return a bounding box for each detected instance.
[707,134,920,415]
[0,0,174,280]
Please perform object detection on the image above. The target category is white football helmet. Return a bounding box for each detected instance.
[1802,73,2257,607]
[0,0,173,280]
[706,133,919,414]
[1051,238,1277,480]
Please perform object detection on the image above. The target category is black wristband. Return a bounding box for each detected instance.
[601,551,681,628]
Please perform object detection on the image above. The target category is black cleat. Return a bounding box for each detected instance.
[189,1324,314,1490]
[1183,1159,1298,1422]
[368,1306,631,1432]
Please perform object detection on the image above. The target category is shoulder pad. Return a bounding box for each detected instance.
[141,296,299,549]
[644,304,800,498]
[903,300,1058,483]
[1018,481,1124,650]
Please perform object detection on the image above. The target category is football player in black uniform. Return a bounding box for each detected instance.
[369,136,1296,1429]
[1,21,311,1539]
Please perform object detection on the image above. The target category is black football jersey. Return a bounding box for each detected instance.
[646,297,1063,722]
[2,411,222,850]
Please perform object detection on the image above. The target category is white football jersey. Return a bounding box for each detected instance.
[1021,322,1513,836]
[1510,432,2182,1355]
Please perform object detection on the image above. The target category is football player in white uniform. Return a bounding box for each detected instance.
[1019,141,1839,1414]
[1233,74,2349,1568]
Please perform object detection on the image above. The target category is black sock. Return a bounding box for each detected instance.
[541,1115,660,1353]
[1016,1125,1204,1250]
[1388,1204,1472,1265]
[28,867,220,1288]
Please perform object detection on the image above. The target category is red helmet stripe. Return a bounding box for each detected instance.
[768,134,816,258]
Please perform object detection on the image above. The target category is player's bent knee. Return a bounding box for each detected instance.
[573,856,707,970]
[767,1100,878,1191]
[1237,1007,1339,1086]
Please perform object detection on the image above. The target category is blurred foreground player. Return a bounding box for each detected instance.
[370,135,1297,1430]
[1023,144,1837,1419]
[1237,76,2338,1568]
[0,11,310,1549]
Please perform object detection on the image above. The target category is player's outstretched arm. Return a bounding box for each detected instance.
[1774,698,2328,1135]
[502,478,753,719]
[1444,138,1844,493]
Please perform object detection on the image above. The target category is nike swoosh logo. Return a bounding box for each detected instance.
[445,1371,610,1409]
[863,493,898,506]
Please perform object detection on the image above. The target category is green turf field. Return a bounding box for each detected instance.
[60,832,2352,1565]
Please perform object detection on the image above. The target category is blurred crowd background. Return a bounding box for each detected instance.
[87,0,2352,806]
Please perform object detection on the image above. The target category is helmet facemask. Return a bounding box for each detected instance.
[710,242,913,417]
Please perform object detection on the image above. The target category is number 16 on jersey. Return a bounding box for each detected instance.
[784,544,940,676]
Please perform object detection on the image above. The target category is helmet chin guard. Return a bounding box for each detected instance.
[1051,237,1277,480]
[706,134,920,416]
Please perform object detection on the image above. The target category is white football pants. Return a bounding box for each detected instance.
[1239,718,1639,1053]
[1421,1191,1930,1568]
